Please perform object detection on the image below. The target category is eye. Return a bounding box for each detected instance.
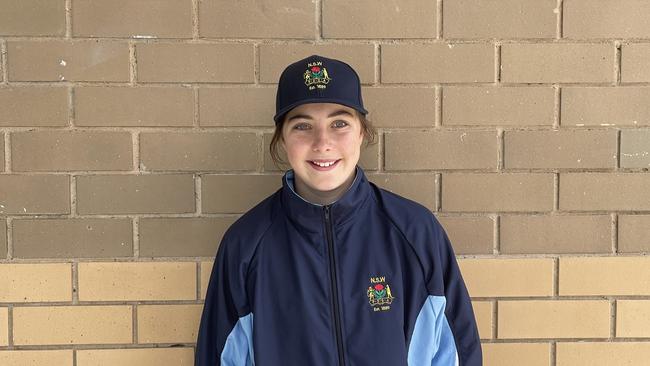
[292,122,311,130]
[332,120,349,128]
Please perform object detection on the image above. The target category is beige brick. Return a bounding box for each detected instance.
[621,129,650,168]
[78,262,196,301]
[200,261,213,300]
[76,174,194,215]
[617,300,650,337]
[0,350,73,366]
[259,44,375,84]
[12,218,133,258]
[8,41,129,82]
[560,257,650,296]
[137,304,202,343]
[0,87,68,127]
[140,132,258,171]
[472,301,492,340]
[0,0,65,36]
[322,0,436,38]
[77,348,193,366]
[0,263,71,302]
[442,173,554,212]
[622,44,650,82]
[564,1,650,39]
[385,130,497,170]
[137,43,253,83]
[364,87,435,128]
[559,173,650,211]
[437,216,493,254]
[459,258,554,297]
[368,173,437,211]
[618,215,650,253]
[501,44,615,83]
[556,342,650,366]
[11,131,133,171]
[73,0,191,38]
[200,0,314,38]
[199,87,275,127]
[443,86,554,126]
[263,132,380,172]
[382,44,494,83]
[561,87,650,127]
[202,174,281,213]
[501,215,611,254]
[13,305,132,345]
[139,217,236,257]
[0,307,6,346]
[504,130,617,169]
[0,175,69,215]
[75,87,194,127]
[498,300,610,339]
[483,343,550,366]
[444,0,556,39]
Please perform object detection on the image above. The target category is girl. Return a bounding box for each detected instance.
[195,55,482,366]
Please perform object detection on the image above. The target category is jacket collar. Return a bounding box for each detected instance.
[280,165,371,232]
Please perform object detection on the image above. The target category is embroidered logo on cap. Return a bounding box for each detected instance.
[304,61,331,90]
[367,276,395,312]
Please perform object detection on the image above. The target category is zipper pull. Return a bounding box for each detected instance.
[324,205,330,222]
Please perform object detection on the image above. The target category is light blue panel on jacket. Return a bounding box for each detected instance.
[407,296,459,366]
[221,313,255,366]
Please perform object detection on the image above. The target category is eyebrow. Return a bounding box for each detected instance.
[287,109,354,122]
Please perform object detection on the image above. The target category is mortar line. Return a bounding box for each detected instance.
[616,129,621,170]
[133,217,140,258]
[68,86,75,127]
[435,86,442,128]
[615,41,622,86]
[611,299,617,339]
[436,0,443,39]
[493,300,498,339]
[193,86,200,128]
[65,0,72,39]
[7,305,13,348]
[129,42,137,85]
[612,213,618,254]
[495,43,501,84]
[4,132,10,172]
[435,173,442,212]
[316,0,323,41]
[192,0,200,39]
[553,173,560,211]
[550,342,557,366]
[554,85,561,128]
[374,43,380,85]
[493,215,500,255]
[497,128,504,170]
[556,0,563,39]
[378,129,384,173]
[196,261,202,300]
[6,218,12,260]
[132,304,138,344]
[70,175,77,216]
[554,257,560,297]
[73,349,77,366]
[72,261,79,303]
[195,174,202,216]
[1,40,8,85]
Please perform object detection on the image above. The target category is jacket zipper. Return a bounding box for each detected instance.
[324,205,345,366]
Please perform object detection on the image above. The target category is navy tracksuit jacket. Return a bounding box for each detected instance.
[195,166,482,365]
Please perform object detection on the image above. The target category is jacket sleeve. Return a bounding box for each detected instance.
[428,224,482,366]
[195,235,253,366]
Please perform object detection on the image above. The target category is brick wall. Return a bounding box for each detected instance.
[1,0,650,365]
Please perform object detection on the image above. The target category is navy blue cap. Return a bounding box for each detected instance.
[274,54,368,124]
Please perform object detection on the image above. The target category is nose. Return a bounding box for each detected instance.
[312,126,332,152]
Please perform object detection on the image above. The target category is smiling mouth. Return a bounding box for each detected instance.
[309,159,341,168]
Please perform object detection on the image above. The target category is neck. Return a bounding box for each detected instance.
[294,169,357,206]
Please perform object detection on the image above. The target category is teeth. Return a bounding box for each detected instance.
[313,160,336,167]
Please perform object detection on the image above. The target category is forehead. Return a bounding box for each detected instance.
[285,102,356,119]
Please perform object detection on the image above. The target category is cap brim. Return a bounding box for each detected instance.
[273,98,368,123]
